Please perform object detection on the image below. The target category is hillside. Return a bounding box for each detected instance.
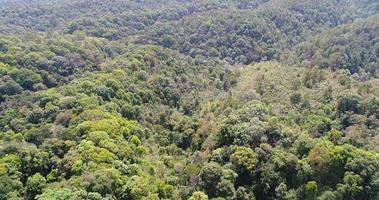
[0,0,378,200]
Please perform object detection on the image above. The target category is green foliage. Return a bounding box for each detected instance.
[189,191,209,200]
[8,68,42,90]
[36,188,73,200]
[0,1,378,200]
[199,162,223,197]
[26,173,46,198]
[305,181,318,200]
[291,15,379,75]
[230,146,257,172]
[337,172,363,198]
[0,77,22,97]
[121,176,149,200]
[290,93,302,105]
[219,101,270,147]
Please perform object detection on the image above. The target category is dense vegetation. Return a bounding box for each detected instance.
[0,0,378,199]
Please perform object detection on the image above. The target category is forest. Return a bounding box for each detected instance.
[0,0,378,199]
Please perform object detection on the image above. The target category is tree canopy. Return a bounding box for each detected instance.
[0,0,378,199]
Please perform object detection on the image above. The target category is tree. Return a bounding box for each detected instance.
[337,172,363,198]
[0,175,22,200]
[157,181,174,199]
[199,162,223,197]
[216,178,235,199]
[230,146,257,173]
[218,101,269,147]
[290,93,302,105]
[96,85,115,101]
[189,191,209,200]
[0,78,23,96]
[48,56,73,76]
[336,93,362,115]
[161,35,175,48]
[235,187,255,200]
[317,191,342,200]
[305,181,317,200]
[26,173,46,198]
[307,145,331,182]
[36,188,73,200]
[8,68,42,90]
[121,176,149,200]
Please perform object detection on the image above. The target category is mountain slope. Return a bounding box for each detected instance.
[0,0,378,200]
